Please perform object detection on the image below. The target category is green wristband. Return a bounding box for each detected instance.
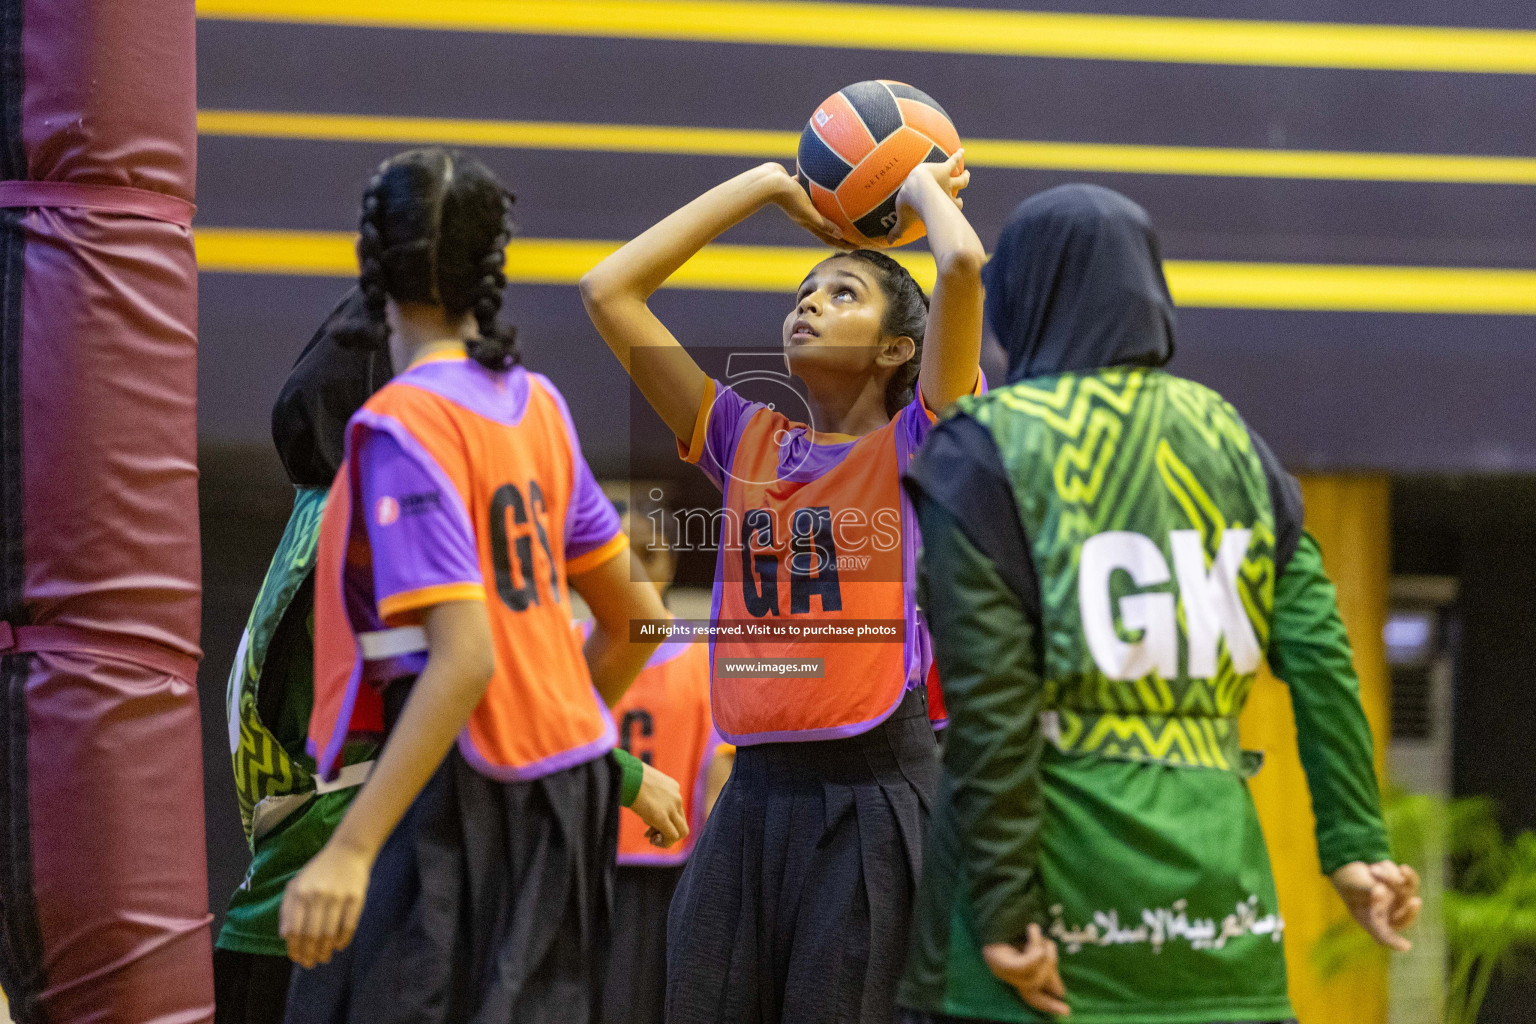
[614,748,644,807]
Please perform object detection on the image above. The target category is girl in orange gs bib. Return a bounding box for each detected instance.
[581,150,984,1023]
[279,148,670,1024]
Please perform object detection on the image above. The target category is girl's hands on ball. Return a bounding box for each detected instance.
[890,149,970,244]
[759,162,852,249]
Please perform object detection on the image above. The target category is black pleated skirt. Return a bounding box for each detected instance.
[600,864,685,1024]
[665,690,939,1024]
[283,745,620,1024]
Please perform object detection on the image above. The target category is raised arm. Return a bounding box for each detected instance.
[579,163,845,441]
[893,151,985,411]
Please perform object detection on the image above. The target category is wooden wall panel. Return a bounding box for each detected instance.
[1241,475,1392,1024]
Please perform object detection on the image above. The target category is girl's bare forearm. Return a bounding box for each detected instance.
[911,174,986,274]
[913,175,986,409]
[585,620,662,708]
[327,604,493,859]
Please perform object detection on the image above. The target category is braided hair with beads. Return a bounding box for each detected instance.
[334,147,520,371]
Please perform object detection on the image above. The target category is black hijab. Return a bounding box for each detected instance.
[271,288,390,487]
[983,184,1175,383]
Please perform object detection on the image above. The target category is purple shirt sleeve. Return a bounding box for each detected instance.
[685,380,761,491]
[535,372,625,564]
[357,426,484,622]
[565,453,623,562]
[900,373,989,458]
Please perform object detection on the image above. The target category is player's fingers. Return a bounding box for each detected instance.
[1371,860,1406,890]
[1397,863,1422,898]
[1022,986,1072,1018]
[813,225,851,249]
[816,217,844,241]
[983,942,1034,980]
[1364,886,1411,951]
[1391,895,1423,930]
[336,892,364,953]
[288,894,318,969]
[312,894,344,962]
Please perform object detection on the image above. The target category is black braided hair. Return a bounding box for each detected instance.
[839,249,929,418]
[333,147,520,371]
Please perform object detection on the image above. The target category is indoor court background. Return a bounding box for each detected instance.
[188,3,1536,1021]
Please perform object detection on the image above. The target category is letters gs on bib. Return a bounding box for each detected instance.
[1079,529,1262,682]
[489,480,559,612]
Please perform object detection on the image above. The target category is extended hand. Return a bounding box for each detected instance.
[888,149,970,243]
[1331,860,1422,952]
[632,760,689,847]
[983,923,1070,1017]
[280,839,374,968]
[761,163,850,249]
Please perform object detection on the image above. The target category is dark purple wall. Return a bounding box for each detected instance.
[194,9,1536,474]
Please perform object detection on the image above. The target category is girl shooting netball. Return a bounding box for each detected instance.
[581,80,985,1024]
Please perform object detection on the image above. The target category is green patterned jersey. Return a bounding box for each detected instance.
[977,368,1275,771]
[219,486,375,956]
[901,368,1389,1023]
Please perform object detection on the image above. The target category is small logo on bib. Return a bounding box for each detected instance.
[375,495,400,526]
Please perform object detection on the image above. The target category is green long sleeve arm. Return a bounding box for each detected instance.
[917,499,1047,946]
[1266,531,1393,873]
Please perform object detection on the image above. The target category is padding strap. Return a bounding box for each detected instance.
[0,622,199,683]
[0,181,195,227]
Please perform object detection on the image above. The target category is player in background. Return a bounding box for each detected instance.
[276,148,675,1024]
[595,493,733,1024]
[899,184,1420,1024]
[216,290,385,1024]
[580,152,984,1023]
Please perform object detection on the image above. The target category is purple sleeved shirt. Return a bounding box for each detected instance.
[357,427,484,625]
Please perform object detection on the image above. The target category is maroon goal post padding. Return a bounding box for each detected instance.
[0,0,213,1021]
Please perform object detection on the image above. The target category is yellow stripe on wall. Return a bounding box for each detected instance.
[198,109,1536,187]
[193,228,1536,315]
[195,0,1536,74]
